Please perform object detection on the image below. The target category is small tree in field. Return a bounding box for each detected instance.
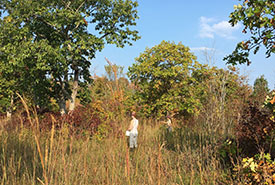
[128,41,208,118]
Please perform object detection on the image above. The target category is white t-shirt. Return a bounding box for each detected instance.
[130,118,138,134]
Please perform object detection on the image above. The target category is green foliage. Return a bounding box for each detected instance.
[128,41,208,118]
[76,81,92,105]
[218,138,239,167]
[251,75,269,106]
[93,123,111,141]
[253,75,269,95]
[0,0,140,113]
[224,0,275,65]
[0,15,53,111]
[90,77,109,100]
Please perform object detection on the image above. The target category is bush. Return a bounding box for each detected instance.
[39,105,105,136]
[235,104,275,157]
[218,137,239,169]
[3,104,108,138]
[233,153,275,184]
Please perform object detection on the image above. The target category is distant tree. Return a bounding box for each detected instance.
[104,64,124,82]
[251,75,269,106]
[90,63,131,120]
[128,41,208,118]
[0,0,140,115]
[91,77,109,100]
[104,59,125,94]
[224,0,275,65]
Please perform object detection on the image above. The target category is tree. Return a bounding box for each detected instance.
[127,41,207,118]
[0,0,140,114]
[198,66,251,135]
[251,75,269,106]
[0,14,53,117]
[224,0,275,65]
[104,59,125,82]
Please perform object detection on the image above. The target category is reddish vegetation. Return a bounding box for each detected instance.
[3,106,104,136]
[41,106,102,134]
[236,104,275,157]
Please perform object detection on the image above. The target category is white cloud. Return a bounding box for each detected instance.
[199,16,240,39]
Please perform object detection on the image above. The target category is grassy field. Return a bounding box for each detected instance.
[0,116,235,185]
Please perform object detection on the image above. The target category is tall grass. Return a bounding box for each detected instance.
[0,95,234,184]
[0,117,234,185]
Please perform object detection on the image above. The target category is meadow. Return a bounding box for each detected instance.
[1,1,275,184]
[0,69,274,185]
[0,117,233,185]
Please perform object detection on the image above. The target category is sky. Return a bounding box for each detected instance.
[91,0,275,89]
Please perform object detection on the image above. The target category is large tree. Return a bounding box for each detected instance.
[224,0,275,65]
[0,0,140,115]
[128,41,207,118]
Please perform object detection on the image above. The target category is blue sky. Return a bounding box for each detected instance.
[92,0,275,89]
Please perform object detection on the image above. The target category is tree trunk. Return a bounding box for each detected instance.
[59,99,66,115]
[6,94,14,119]
[58,71,69,115]
[69,68,79,112]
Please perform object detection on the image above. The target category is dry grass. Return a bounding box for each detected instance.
[0,116,234,185]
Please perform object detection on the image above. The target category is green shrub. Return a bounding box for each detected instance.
[93,123,111,141]
[217,137,240,169]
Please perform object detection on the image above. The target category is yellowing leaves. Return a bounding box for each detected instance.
[239,154,275,184]
[242,157,258,172]
[154,81,162,89]
[233,4,242,10]
[4,16,12,23]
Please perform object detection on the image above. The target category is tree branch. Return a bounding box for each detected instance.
[76,0,86,13]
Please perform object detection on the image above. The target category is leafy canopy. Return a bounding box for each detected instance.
[128,41,207,118]
[224,0,275,65]
[0,0,140,111]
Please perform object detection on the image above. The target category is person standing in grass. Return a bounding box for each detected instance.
[165,115,172,132]
[127,111,139,149]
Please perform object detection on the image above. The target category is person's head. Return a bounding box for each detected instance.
[131,111,136,118]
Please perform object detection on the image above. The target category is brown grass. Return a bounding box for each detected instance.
[0,117,235,185]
